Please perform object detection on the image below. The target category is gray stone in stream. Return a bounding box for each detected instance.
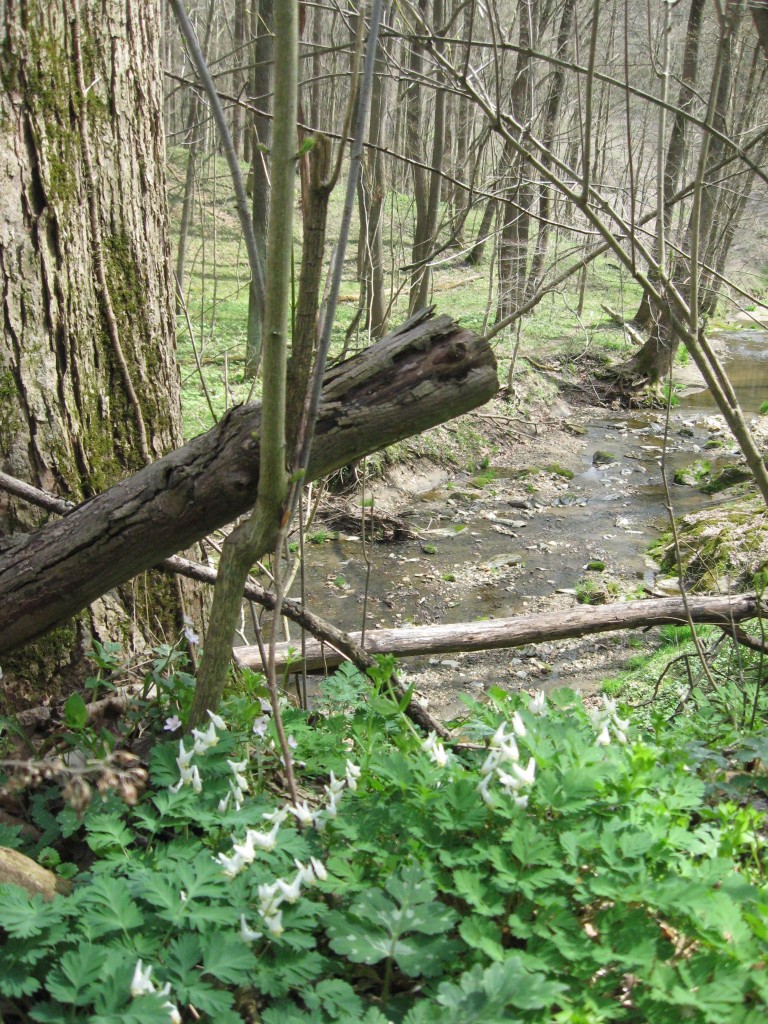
[592,450,619,467]
[483,554,523,570]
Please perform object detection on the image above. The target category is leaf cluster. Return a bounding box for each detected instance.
[2,669,768,1023]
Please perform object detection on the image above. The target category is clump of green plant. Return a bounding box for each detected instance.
[469,467,498,489]
[3,677,768,1023]
[308,529,335,545]
[545,462,574,479]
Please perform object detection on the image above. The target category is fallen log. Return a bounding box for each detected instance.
[233,594,760,673]
[0,485,452,738]
[0,311,497,655]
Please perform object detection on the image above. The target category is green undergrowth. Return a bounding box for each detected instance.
[600,615,768,739]
[2,645,768,1023]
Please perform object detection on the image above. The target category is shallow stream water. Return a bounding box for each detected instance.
[292,330,768,635]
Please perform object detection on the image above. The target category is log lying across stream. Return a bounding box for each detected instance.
[0,311,497,654]
[234,594,761,674]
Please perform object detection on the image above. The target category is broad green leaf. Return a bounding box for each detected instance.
[45,947,104,1005]
[0,885,65,938]
[385,863,458,935]
[64,692,87,730]
[303,978,363,1017]
[201,934,257,984]
[251,948,326,998]
[0,959,43,998]
[436,959,567,1018]
[459,916,505,961]
[86,813,134,855]
[451,869,505,916]
[505,819,558,865]
[79,876,143,938]
[165,932,203,983]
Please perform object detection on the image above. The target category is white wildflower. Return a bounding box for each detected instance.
[309,856,328,881]
[252,715,270,738]
[477,772,494,806]
[288,801,314,826]
[164,715,181,732]
[595,726,611,747]
[184,625,199,645]
[130,960,155,997]
[164,1002,182,1024]
[529,690,548,716]
[511,711,527,737]
[176,740,194,771]
[263,911,284,937]
[345,760,361,790]
[263,805,289,826]
[276,871,304,903]
[422,732,449,767]
[590,695,631,746]
[248,821,281,851]
[257,880,283,917]
[207,709,227,730]
[498,735,520,764]
[240,915,263,942]
[326,770,346,797]
[191,721,219,755]
[215,850,247,878]
[511,757,536,787]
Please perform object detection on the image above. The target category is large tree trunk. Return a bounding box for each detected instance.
[0,312,498,664]
[0,0,192,710]
[357,16,389,339]
[526,0,576,297]
[498,0,536,321]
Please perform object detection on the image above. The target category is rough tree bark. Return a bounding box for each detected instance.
[0,312,498,662]
[0,0,194,710]
[498,0,536,320]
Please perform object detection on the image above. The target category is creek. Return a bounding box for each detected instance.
[273,329,768,708]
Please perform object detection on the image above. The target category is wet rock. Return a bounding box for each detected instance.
[673,459,711,487]
[700,465,752,493]
[482,553,523,570]
[592,450,619,467]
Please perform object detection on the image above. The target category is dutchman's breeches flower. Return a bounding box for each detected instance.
[477,716,537,806]
[589,695,631,746]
